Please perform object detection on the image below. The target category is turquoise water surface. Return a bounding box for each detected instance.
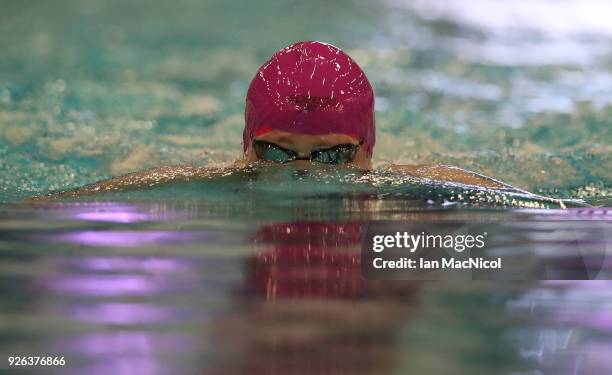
[1,0,611,374]
[0,0,610,201]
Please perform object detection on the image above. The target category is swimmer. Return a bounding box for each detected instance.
[32,41,546,201]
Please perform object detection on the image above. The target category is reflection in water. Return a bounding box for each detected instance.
[0,0,610,372]
[69,302,192,325]
[46,274,166,297]
[248,222,367,299]
[63,256,191,272]
[509,281,612,374]
[21,227,210,374]
[34,258,201,374]
[212,221,420,374]
[0,202,610,374]
[38,202,189,223]
[48,230,213,247]
[20,219,419,374]
[73,210,152,223]
[53,331,196,375]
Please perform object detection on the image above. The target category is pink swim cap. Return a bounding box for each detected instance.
[244,41,376,156]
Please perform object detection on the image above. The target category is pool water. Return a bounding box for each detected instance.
[0,0,611,374]
[1,190,611,374]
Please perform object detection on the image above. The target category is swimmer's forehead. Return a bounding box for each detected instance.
[253,130,359,152]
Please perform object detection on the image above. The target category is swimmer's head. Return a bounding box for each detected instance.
[243,41,375,169]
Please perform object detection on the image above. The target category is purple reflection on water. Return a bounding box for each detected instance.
[544,280,612,288]
[74,210,152,223]
[67,257,192,272]
[48,230,216,247]
[48,202,187,223]
[43,254,200,296]
[62,357,171,375]
[48,275,163,296]
[520,208,611,220]
[558,311,612,332]
[550,281,612,332]
[70,302,192,325]
[519,281,612,332]
[54,331,196,356]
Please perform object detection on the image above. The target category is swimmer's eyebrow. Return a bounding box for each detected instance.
[313,139,359,150]
[254,136,294,150]
[253,134,359,151]
[313,143,359,151]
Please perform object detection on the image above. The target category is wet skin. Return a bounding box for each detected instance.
[31,130,526,201]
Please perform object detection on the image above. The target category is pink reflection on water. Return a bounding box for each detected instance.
[35,248,205,374]
[71,302,191,325]
[520,208,611,220]
[49,230,214,247]
[513,281,612,332]
[55,331,196,356]
[74,210,152,223]
[62,357,171,375]
[48,202,187,223]
[52,331,202,375]
[43,255,198,296]
[48,274,163,296]
[67,256,191,272]
[545,281,612,332]
[510,281,612,373]
[558,311,612,332]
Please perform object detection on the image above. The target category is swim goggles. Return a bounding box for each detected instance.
[253,140,359,164]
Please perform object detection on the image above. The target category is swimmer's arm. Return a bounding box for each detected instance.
[384,164,529,192]
[30,165,228,201]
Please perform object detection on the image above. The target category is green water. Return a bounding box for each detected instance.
[1,1,612,374]
[0,0,610,202]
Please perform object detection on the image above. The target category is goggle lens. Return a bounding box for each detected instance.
[253,141,358,165]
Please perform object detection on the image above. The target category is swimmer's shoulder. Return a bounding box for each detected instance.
[29,164,235,201]
[381,163,527,192]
